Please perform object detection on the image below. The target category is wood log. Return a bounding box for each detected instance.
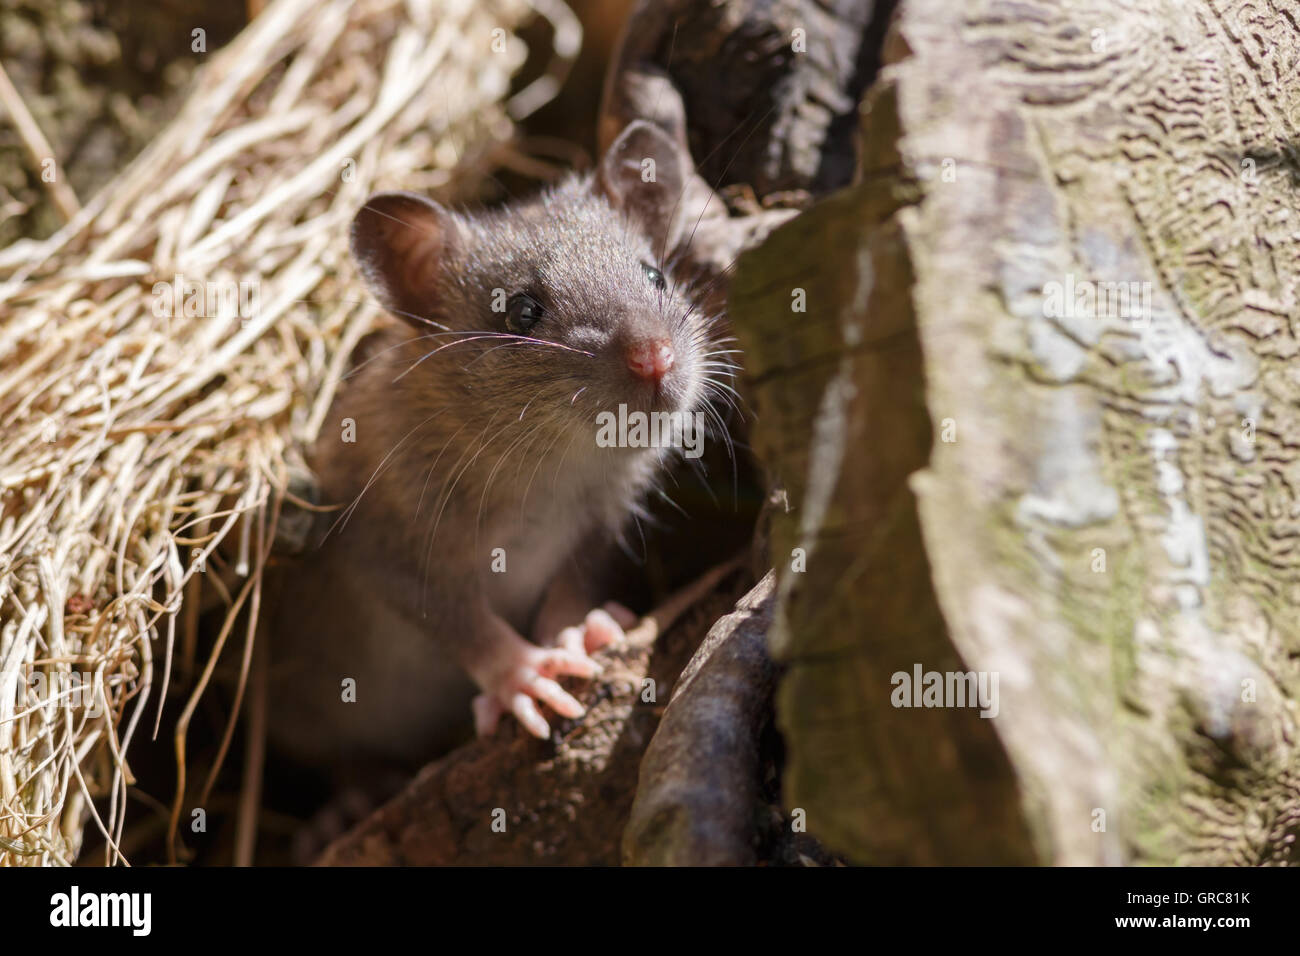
[622,572,779,865]
[599,0,894,198]
[596,0,893,286]
[732,0,1300,864]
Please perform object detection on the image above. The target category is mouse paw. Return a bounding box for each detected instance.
[471,640,602,739]
[555,602,637,656]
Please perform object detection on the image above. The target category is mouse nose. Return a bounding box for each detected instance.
[625,338,675,383]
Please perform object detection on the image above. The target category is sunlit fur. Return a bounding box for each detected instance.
[320,173,737,632]
[268,133,742,768]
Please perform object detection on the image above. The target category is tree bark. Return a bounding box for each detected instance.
[621,572,779,865]
[598,0,893,198]
[732,0,1300,864]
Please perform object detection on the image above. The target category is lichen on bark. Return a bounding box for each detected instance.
[732,0,1300,864]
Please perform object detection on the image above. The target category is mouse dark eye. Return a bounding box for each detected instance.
[641,262,666,291]
[506,293,544,334]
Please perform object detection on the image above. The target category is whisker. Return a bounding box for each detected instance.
[478,420,541,533]
[415,420,472,520]
[521,428,568,518]
[324,408,447,541]
[459,337,595,370]
[341,331,450,381]
[395,331,595,382]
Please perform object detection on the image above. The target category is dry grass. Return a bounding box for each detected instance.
[0,0,577,865]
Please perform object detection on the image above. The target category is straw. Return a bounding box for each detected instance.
[0,0,575,865]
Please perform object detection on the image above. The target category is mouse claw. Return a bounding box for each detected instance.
[556,625,586,657]
[510,692,552,738]
[581,608,625,652]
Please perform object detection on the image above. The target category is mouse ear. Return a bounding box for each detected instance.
[350,191,457,328]
[597,120,691,257]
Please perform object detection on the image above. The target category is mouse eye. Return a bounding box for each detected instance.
[641,262,666,291]
[506,293,544,334]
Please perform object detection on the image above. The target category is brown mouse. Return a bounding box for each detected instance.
[267,121,734,769]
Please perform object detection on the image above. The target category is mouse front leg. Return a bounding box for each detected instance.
[462,595,607,739]
[471,563,639,737]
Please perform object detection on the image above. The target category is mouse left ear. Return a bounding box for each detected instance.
[350,191,458,328]
[597,120,692,256]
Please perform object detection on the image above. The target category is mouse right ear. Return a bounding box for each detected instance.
[597,120,694,257]
[349,191,458,327]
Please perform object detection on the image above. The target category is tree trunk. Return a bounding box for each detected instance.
[732,0,1300,864]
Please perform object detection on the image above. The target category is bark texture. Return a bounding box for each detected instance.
[622,571,779,865]
[597,0,892,287]
[598,0,893,198]
[732,0,1300,864]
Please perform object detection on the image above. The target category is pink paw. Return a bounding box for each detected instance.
[472,641,598,739]
[474,603,637,739]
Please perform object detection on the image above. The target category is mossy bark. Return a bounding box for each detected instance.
[732,0,1300,864]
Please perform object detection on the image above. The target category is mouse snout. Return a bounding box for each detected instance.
[625,337,675,383]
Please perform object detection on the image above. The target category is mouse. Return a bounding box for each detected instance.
[266,120,732,770]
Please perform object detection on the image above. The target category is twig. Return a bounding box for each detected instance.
[0,60,81,222]
[233,622,269,866]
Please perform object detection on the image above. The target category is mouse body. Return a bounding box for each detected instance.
[267,121,729,768]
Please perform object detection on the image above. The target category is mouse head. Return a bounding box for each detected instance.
[349,121,716,454]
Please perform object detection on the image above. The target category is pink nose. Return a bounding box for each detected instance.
[625,338,675,382]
